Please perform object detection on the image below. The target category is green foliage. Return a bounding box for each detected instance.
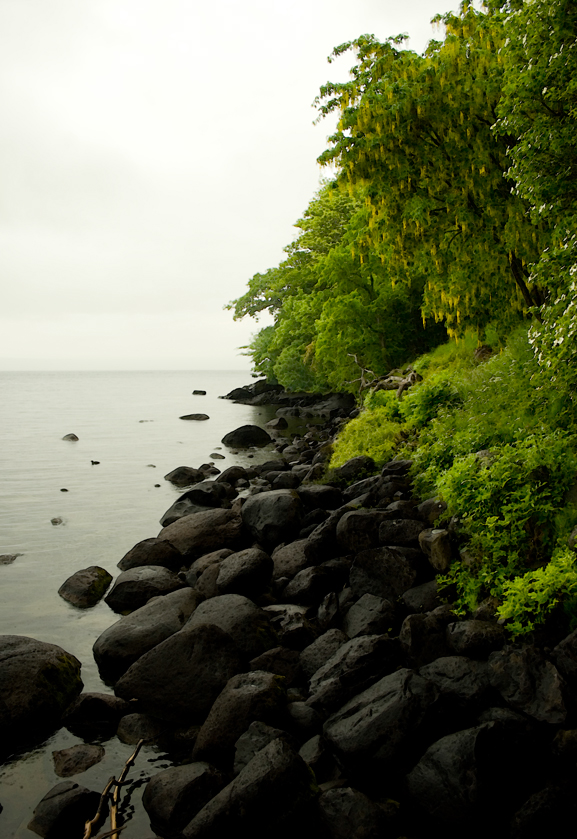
[399,374,465,428]
[330,407,404,468]
[497,548,577,636]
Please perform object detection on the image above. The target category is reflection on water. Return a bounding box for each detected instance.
[0,370,280,837]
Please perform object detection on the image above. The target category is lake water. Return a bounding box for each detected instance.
[0,369,280,837]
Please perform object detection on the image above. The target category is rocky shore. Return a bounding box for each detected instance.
[2,380,577,838]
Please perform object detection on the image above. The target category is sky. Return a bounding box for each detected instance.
[0,0,463,370]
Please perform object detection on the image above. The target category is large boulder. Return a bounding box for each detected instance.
[104,566,184,614]
[182,737,318,838]
[0,636,83,755]
[114,623,244,723]
[117,537,183,572]
[158,508,244,558]
[62,692,131,738]
[93,587,204,682]
[164,466,204,487]
[186,594,277,659]
[336,510,391,554]
[488,645,568,723]
[216,548,273,598]
[142,763,225,838]
[350,546,417,601]
[221,425,273,448]
[58,566,113,608]
[241,490,303,549]
[28,781,101,839]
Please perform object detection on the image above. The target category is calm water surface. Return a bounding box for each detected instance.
[0,370,279,837]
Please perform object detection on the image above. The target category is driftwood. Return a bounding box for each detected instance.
[83,739,144,839]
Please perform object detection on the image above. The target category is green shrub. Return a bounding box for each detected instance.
[330,407,405,468]
[399,374,464,428]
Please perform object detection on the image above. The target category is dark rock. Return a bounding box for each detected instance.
[164,466,204,487]
[182,737,318,838]
[419,656,491,705]
[263,604,317,651]
[114,623,244,723]
[307,635,400,714]
[418,528,453,572]
[58,566,113,608]
[63,692,131,738]
[234,721,289,775]
[193,671,287,766]
[511,779,577,839]
[143,762,225,837]
[180,413,210,420]
[215,465,249,485]
[323,668,437,775]
[28,781,101,839]
[241,489,303,549]
[304,508,350,564]
[300,629,349,681]
[400,605,455,667]
[417,497,448,524]
[193,389,207,395]
[317,591,341,631]
[0,553,20,565]
[341,475,382,502]
[317,786,388,838]
[52,744,105,778]
[186,594,277,659]
[380,499,419,519]
[158,508,244,558]
[51,517,64,526]
[282,566,333,605]
[179,480,231,507]
[118,537,183,572]
[0,636,83,754]
[350,546,417,601]
[298,734,337,784]
[272,540,310,581]
[401,580,440,614]
[93,587,203,682]
[104,566,184,614]
[159,497,211,527]
[488,645,568,723]
[249,647,302,685]
[185,548,234,586]
[195,562,221,598]
[329,456,377,486]
[117,712,167,745]
[298,484,343,510]
[222,425,273,448]
[266,417,289,430]
[336,510,390,553]
[216,548,273,598]
[552,627,577,689]
[378,518,426,546]
[446,620,506,658]
[272,472,302,490]
[343,593,395,638]
[210,452,225,459]
[61,433,78,441]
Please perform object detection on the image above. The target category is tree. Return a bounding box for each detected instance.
[315,3,547,339]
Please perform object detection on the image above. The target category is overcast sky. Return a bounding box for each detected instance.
[0,0,463,370]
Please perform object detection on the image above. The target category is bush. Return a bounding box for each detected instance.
[330,407,404,468]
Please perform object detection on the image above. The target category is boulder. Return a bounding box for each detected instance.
[233,721,290,775]
[185,548,234,587]
[58,566,113,608]
[272,540,310,581]
[142,763,225,838]
[343,594,395,638]
[300,629,349,681]
[282,566,334,605]
[488,645,568,723]
[0,636,83,754]
[263,603,317,651]
[401,580,441,614]
[52,744,105,778]
[116,712,168,745]
[418,656,491,706]
[241,489,303,549]
[104,566,184,614]
[336,510,390,553]
[193,671,287,766]
[297,484,343,510]
[350,546,417,601]
[63,692,131,738]
[159,497,211,527]
[216,548,273,598]
[215,465,249,485]
[552,627,577,689]
[272,472,302,490]
[328,456,377,486]
[317,787,388,839]
[400,605,455,667]
[117,537,183,572]
[164,466,204,487]
[182,737,318,838]
[186,594,277,659]
[378,518,426,546]
[28,781,101,839]
[446,620,506,658]
[158,508,244,558]
[179,480,231,507]
[418,528,453,573]
[93,588,204,682]
[221,425,273,448]
[249,647,302,685]
[114,623,244,723]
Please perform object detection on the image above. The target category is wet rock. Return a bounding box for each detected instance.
[241,489,303,549]
[221,425,273,448]
[117,537,183,572]
[93,587,203,682]
[115,623,244,723]
[61,433,79,441]
[446,620,506,658]
[180,413,210,420]
[143,762,225,838]
[272,472,302,490]
[63,692,131,738]
[104,566,184,614]
[52,744,105,778]
[164,466,204,487]
[182,737,318,838]
[400,605,455,667]
[0,635,83,755]
[343,593,395,638]
[193,671,287,766]
[342,476,382,503]
[350,546,417,601]
[215,465,250,486]
[179,480,231,507]
[0,553,21,565]
[216,548,273,598]
[187,594,277,659]
[158,507,244,559]
[58,566,113,608]
[488,645,568,723]
[28,781,101,839]
[117,712,168,745]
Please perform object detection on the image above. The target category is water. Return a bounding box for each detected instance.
[0,370,279,837]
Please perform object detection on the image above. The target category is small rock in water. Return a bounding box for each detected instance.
[51,517,64,526]
[193,389,207,395]
[0,554,21,565]
[146,464,156,467]
[60,488,68,492]
[210,453,226,459]
[154,484,161,488]
[61,433,79,441]
[52,744,105,778]
[90,460,100,465]
[180,413,210,421]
